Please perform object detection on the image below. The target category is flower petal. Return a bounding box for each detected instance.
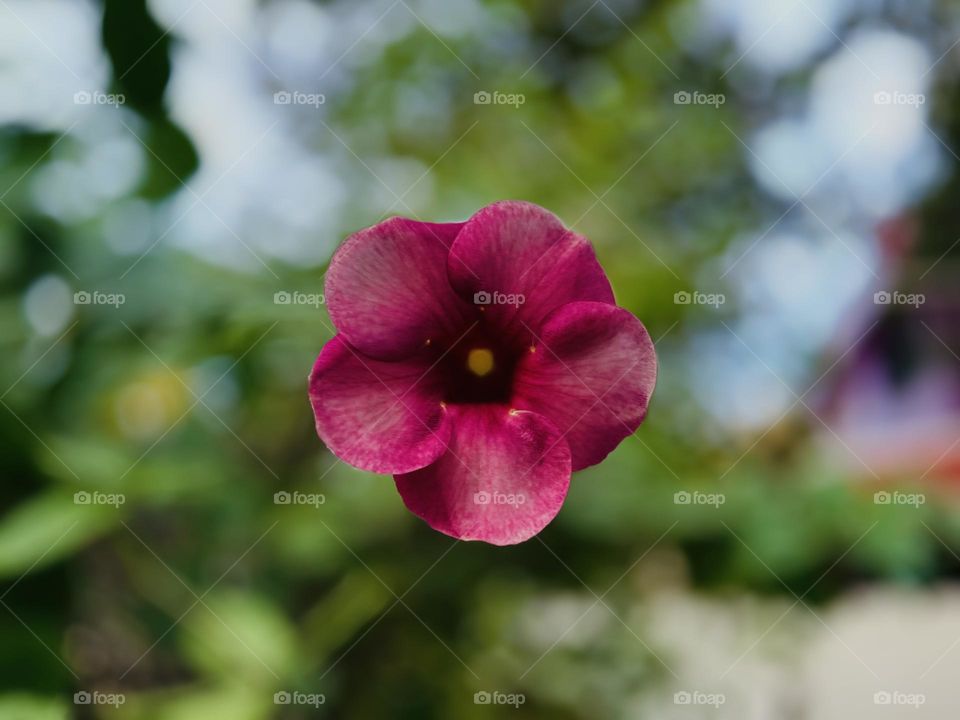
[325,218,472,360]
[309,336,450,474]
[513,301,657,471]
[394,405,571,545]
[447,201,614,345]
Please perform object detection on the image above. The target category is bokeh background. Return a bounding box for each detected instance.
[2,0,960,717]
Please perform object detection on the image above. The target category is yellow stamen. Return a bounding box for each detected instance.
[467,348,494,377]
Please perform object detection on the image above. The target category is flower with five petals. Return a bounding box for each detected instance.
[309,201,656,545]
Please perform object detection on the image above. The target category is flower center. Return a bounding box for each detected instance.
[436,320,521,405]
[467,348,494,377]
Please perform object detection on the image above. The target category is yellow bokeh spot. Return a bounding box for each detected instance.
[114,371,188,441]
[467,348,495,377]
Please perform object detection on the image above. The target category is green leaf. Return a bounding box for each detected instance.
[0,694,68,720]
[0,492,120,578]
[180,590,299,685]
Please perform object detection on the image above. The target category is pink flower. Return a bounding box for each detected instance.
[309,201,657,545]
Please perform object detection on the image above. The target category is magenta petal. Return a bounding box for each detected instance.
[309,336,451,474]
[325,218,471,361]
[513,301,657,471]
[447,201,614,344]
[395,405,571,545]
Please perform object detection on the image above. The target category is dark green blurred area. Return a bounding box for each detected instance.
[2,0,960,718]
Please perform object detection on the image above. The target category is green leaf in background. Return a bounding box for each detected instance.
[109,684,272,720]
[179,590,300,686]
[0,694,68,720]
[0,491,121,579]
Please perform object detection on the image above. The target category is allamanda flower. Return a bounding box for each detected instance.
[309,201,656,545]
